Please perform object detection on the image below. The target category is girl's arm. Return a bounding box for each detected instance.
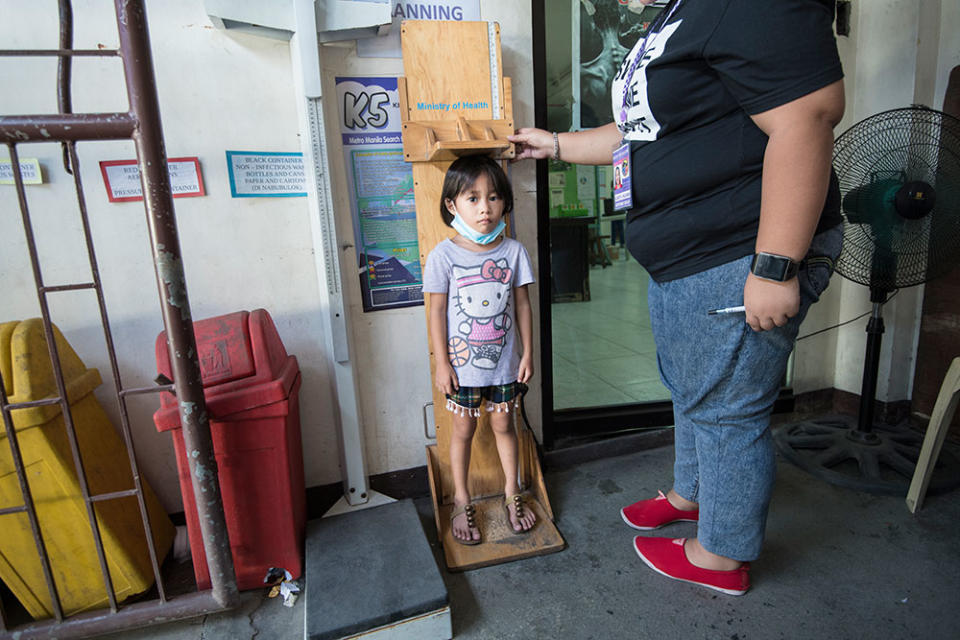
[514,284,534,383]
[429,292,459,394]
[508,122,623,166]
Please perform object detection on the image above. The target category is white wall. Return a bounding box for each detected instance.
[0,0,537,512]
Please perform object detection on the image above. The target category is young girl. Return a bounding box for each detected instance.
[421,154,537,545]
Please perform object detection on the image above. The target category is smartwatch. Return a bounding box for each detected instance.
[751,252,800,282]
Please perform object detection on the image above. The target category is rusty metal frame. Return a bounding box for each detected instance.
[0,1,239,637]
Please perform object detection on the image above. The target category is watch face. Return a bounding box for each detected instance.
[752,253,797,281]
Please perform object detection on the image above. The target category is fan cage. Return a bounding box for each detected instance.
[832,107,960,290]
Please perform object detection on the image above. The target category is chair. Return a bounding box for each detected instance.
[906,357,960,513]
[587,223,612,267]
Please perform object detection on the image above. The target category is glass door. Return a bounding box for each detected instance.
[539,1,672,445]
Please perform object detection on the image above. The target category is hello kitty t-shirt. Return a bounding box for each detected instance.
[422,237,535,387]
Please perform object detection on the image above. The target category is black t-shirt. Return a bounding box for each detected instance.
[612,0,844,282]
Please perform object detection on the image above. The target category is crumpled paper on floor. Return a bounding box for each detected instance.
[263,567,300,607]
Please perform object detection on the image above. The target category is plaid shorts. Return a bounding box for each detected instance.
[446,381,521,410]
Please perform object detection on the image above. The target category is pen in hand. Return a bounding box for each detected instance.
[707,305,746,316]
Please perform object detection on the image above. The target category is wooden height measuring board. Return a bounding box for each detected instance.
[400,20,564,571]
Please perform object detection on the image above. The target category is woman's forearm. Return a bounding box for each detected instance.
[509,122,623,166]
[556,123,624,165]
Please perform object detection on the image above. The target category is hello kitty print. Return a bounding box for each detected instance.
[453,258,514,370]
[422,237,535,388]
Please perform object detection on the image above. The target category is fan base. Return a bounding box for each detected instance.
[774,414,960,495]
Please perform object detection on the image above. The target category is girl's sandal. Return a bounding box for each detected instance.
[450,503,481,546]
[504,493,535,534]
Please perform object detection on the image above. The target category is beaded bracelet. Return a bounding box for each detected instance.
[552,131,560,160]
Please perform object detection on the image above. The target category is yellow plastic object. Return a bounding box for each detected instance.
[0,319,175,619]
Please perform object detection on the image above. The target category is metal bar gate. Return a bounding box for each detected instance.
[0,1,240,637]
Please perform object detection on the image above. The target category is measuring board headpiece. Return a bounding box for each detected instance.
[399,20,515,163]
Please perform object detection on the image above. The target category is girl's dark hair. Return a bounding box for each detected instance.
[439,154,514,226]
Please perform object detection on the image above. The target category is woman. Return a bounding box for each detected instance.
[509,0,845,595]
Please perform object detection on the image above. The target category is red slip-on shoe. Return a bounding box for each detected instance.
[620,491,699,530]
[633,537,750,596]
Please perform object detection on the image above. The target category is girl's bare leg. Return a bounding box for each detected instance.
[450,412,479,542]
[490,408,536,532]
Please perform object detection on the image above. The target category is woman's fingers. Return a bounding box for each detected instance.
[508,127,552,160]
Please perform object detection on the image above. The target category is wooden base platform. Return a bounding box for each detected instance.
[433,494,565,572]
[426,441,565,573]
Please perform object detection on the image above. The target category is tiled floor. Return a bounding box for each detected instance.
[552,254,669,410]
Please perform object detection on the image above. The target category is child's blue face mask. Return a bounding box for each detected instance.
[451,214,506,245]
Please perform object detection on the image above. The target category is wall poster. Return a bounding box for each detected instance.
[225,151,306,197]
[0,158,42,185]
[336,76,423,312]
[99,157,205,202]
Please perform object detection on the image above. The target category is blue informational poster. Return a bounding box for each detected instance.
[336,76,424,312]
[225,151,306,198]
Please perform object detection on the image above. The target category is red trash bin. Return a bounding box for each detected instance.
[153,309,306,591]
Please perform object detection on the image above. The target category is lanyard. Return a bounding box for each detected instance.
[618,0,683,125]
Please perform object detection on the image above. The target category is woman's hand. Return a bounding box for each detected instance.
[435,361,459,396]
[507,127,555,161]
[743,273,799,332]
[508,123,622,165]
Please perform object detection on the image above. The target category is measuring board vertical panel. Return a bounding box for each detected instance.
[502,77,513,129]
[412,163,452,264]
[400,21,497,123]
[398,76,411,122]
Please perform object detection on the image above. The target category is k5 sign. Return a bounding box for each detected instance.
[336,77,403,144]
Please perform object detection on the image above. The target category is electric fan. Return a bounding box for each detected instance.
[774,106,960,495]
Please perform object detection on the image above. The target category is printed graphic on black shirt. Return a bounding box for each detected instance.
[450,259,513,370]
[612,21,680,142]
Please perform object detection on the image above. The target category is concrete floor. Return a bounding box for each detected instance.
[105,440,960,640]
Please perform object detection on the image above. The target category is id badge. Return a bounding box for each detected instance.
[612,142,633,211]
